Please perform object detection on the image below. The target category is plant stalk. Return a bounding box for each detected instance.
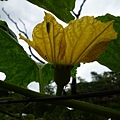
[0,80,120,119]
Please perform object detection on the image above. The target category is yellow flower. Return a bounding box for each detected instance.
[19,13,117,65]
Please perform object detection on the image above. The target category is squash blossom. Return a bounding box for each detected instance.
[19,13,117,90]
[19,13,117,65]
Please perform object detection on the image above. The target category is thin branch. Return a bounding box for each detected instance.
[2,8,45,64]
[0,89,120,104]
[2,8,28,38]
[19,18,28,35]
[72,0,86,18]
[28,46,45,64]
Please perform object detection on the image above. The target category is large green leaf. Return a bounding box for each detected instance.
[0,28,39,87]
[0,20,17,41]
[42,63,54,85]
[96,14,120,72]
[26,0,75,23]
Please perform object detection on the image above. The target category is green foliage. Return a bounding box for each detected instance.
[0,91,31,120]
[77,71,120,93]
[42,64,54,85]
[70,71,120,119]
[0,71,120,119]
[71,64,80,78]
[0,21,17,41]
[42,106,107,120]
[0,21,39,87]
[43,106,70,120]
[96,14,120,72]
[26,0,75,23]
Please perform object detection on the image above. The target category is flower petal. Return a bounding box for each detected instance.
[32,13,66,64]
[63,16,117,65]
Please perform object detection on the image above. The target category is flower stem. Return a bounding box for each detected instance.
[54,65,71,96]
[39,67,44,94]
[56,85,63,96]
[36,63,45,94]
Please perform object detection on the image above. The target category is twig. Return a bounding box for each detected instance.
[28,46,45,64]
[0,89,120,104]
[2,8,28,38]
[2,8,45,64]
[19,18,28,35]
[72,0,86,18]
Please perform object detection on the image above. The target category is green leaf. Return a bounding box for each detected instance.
[42,64,54,85]
[0,20,17,41]
[0,28,39,87]
[43,106,69,120]
[96,14,120,72]
[71,64,80,78]
[26,0,75,23]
